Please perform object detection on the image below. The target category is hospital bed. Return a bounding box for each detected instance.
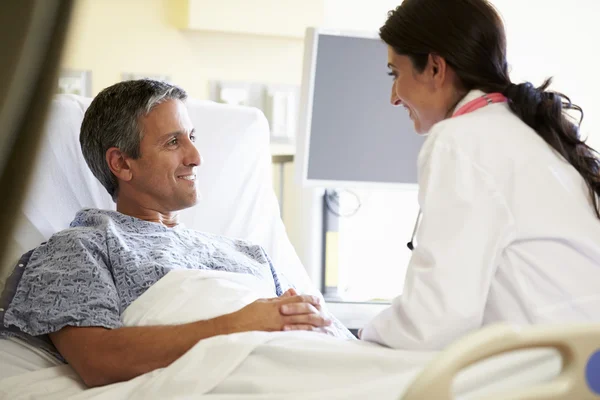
[0,94,598,399]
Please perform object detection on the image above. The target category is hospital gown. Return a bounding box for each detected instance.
[3,208,353,360]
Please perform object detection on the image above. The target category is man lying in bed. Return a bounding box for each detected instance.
[2,79,353,387]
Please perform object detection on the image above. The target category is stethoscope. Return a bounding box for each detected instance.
[405,92,508,252]
[406,210,422,251]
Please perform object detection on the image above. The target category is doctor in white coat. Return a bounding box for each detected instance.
[360,0,600,350]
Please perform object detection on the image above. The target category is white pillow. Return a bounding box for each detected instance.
[0,337,61,381]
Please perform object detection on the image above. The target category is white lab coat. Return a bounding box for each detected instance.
[361,89,600,350]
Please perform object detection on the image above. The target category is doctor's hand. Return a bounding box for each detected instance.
[228,293,332,334]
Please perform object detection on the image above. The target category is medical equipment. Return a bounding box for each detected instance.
[295,28,425,189]
[406,210,421,251]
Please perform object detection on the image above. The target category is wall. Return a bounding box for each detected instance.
[491,0,599,148]
[323,0,399,32]
[60,0,305,98]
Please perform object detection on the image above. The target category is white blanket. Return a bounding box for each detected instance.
[0,270,562,400]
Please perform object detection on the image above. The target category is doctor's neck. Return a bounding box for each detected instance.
[444,89,468,119]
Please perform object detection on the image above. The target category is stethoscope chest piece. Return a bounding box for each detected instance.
[407,210,422,251]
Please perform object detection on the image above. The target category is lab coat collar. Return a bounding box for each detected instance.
[451,89,488,116]
[422,89,490,136]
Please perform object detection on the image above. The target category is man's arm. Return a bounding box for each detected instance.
[50,294,329,387]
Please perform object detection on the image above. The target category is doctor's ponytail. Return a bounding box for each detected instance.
[502,80,600,217]
[381,0,600,217]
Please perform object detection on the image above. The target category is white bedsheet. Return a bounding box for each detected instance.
[0,270,562,400]
[0,337,61,380]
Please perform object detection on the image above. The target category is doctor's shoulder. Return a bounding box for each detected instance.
[422,105,535,167]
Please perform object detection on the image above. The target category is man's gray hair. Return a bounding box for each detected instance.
[80,79,187,201]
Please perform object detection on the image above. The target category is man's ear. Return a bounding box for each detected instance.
[106,147,133,183]
[427,53,448,88]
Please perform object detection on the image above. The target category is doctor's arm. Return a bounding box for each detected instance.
[360,140,515,350]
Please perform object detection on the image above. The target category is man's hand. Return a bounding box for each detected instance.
[280,288,298,298]
[278,288,337,335]
[228,290,332,333]
[50,289,334,388]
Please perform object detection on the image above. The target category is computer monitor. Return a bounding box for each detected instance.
[295,28,426,188]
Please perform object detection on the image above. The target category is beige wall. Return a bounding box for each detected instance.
[60,0,305,98]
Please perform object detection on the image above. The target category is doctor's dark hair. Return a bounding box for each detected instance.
[381,0,600,217]
[80,79,187,202]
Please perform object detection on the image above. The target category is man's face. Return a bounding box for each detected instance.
[126,99,201,212]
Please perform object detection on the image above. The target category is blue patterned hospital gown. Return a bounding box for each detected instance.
[4,208,352,351]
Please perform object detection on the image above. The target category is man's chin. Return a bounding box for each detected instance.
[176,192,201,211]
[158,191,200,213]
